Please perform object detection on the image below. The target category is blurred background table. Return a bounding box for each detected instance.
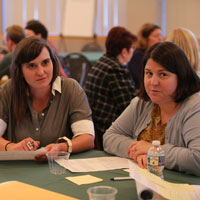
[0,150,199,200]
[59,52,104,66]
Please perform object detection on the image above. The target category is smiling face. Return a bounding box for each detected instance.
[144,58,178,105]
[22,47,53,93]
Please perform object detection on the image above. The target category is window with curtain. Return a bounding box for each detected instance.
[1,0,123,37]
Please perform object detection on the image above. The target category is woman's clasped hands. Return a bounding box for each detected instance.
[5,137,68,162]
[127,140,152,169]
[6,137,40,151]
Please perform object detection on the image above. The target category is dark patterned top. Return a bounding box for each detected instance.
[138,104,166,144]
[84,53,136,149]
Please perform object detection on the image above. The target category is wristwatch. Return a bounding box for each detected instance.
[57,136,72,153]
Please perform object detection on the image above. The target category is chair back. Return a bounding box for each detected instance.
[81,41,103,52]
[62,53,92,87]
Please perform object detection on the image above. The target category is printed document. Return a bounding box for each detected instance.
[128,160,200,200]
[0,147,46,160]
[57,156,129,172]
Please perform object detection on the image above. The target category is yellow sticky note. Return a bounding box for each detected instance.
[123,168,130,173]
[65,175,103,185]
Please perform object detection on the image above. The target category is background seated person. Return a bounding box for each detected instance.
[128,23,162,90]
[25,19,58,54]
[25,19,67,78]
[103,42,200,176]
[0,37,94,159]
[166,27,200,74]
[85,26,137,150]
[0,25,25,80]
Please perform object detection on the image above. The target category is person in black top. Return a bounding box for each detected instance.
[128,23,162,90]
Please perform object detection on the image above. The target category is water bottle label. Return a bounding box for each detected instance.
[148,155,165,166]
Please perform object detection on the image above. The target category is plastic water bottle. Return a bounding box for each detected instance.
[147,140,165,179]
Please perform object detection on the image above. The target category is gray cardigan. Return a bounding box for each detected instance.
[103,93,200,176]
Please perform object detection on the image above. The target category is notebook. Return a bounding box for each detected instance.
[0,181,78,200]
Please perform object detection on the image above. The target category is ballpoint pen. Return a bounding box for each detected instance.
[110,177,133,181]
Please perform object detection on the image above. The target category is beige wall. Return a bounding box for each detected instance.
[0,0,2,34]
[126,0,160,35]
[126,0,200,38]
[166,0,200,37]
[118,0,128,27]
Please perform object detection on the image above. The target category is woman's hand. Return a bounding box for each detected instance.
[127,140,151,161]
[34,143,68,162]
[34,133,94,162]
[6,137,40,151]
[45,143,68,152]
[136,154,147,169]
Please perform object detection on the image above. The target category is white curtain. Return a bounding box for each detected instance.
[1,0,124,37]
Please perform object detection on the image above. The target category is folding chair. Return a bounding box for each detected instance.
[62,53,92,87]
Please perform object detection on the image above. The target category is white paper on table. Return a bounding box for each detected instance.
[128,160,200,200]
[0,147,46,160]
[56,156,129,172]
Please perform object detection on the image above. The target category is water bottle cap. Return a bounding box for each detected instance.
[152,140,160,146]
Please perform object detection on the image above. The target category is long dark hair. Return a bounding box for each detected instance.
[138,41,200,102]
[10,37,60,122]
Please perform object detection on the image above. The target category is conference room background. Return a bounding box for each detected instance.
[0,0,199,52]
